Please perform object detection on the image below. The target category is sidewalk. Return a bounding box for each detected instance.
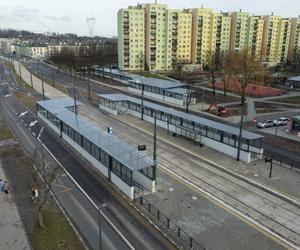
[5,57,67,100]
[0,160,30,250]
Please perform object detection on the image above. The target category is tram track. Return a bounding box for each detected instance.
[79,106,300,249]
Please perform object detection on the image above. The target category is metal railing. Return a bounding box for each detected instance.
[136,196,207,250]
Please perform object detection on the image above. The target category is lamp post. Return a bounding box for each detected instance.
[98,203,107,250]
[165,117,170,134]
[153,113,157,180]
[40,71,45,100]
[141,81,144,121]
[237,96,246,161]
[73,79,77,115]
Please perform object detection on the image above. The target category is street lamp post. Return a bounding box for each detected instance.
[40,71,45,100]
[165,117,170,134]
[98,203,107,250]
[141,81,144,121]
[51,68,55,87]
[30,70,33,88]
[237,96,246,161]
[73,79,77,115]
[87,77,91,101]
[153,114,157,180]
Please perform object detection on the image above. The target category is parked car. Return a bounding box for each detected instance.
[257,120,274,128]
[273,117,289,126]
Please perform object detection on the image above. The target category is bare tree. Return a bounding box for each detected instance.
[226,49,265,161]
[207,51,222,96]
[221,51,236,96]
[28,150,62,228]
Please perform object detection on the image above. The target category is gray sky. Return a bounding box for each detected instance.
[0,0,299,37]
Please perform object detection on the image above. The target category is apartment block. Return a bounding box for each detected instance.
[190,8,214,65]
[118,6,145,71]
[165,9,192,70]
[262,15,292,65]
[117,3,300,71]
[278,18,292,64]
[210,13,231,59]
[142,3,168,71]
[246,16,264,59]
[288,17,300,62]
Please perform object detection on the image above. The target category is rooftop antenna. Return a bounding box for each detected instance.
[86,15,96,37]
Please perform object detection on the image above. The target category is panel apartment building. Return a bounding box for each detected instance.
[118,3,300,71]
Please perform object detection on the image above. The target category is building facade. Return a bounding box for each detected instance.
[118,3,300,71]
[118,6,145,71]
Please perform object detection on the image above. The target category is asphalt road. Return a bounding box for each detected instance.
[30,59,300,168]
[0,62,176,250]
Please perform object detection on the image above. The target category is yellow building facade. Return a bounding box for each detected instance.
[289,18,300,62]
[118,6,145,71]
[118,4,300,71]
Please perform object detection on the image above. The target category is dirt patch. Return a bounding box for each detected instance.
[13,91,39,113]
[275,96,300,105]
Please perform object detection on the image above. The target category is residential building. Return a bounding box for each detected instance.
[118,5,145,71]
[210,12,231,60]
[262,15,282,66]
[190,8,214,66]
[229,11,250,52]
[142,3,168,71]
[117,3,300,70]
[288,17,300,63]
[278,18,292,64]
[165,9,193,70]
[246,15,264,59]
[29,44,48,59]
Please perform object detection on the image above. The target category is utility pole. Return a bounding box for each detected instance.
[141,81,144,120]
[153,114,157,180]
[18,62,22,78]
[51,68,55,87]
[30,70,33,88]
[87,77,91,101]
[237,96,246,161]
[98,204,102,250]
[73,79,77,115]
[41,72,45,100]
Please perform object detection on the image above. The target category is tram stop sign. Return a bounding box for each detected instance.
[138,145,146,151]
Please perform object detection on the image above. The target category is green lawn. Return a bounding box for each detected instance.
[31,206,84,250]
[0,127,13,140]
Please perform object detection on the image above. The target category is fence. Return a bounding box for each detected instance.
[136,196,207,250]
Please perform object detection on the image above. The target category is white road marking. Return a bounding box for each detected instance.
[29,120,38,127]
[18,111,28,117]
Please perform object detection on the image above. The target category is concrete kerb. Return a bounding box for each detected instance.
[112,114,300,208]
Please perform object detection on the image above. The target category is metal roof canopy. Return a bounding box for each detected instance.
[37,98,154,171]
[288,76,300,82]
[95,67,185,89]
[98,94,264,140]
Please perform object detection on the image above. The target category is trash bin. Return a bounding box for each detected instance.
[172,132,176,137]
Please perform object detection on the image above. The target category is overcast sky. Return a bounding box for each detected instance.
[0,0,299,37]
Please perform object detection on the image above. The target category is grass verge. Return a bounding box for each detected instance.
[4,62,31,88]
[13,91,39,113]
[0,127,14,140]
[0,144,85,250]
